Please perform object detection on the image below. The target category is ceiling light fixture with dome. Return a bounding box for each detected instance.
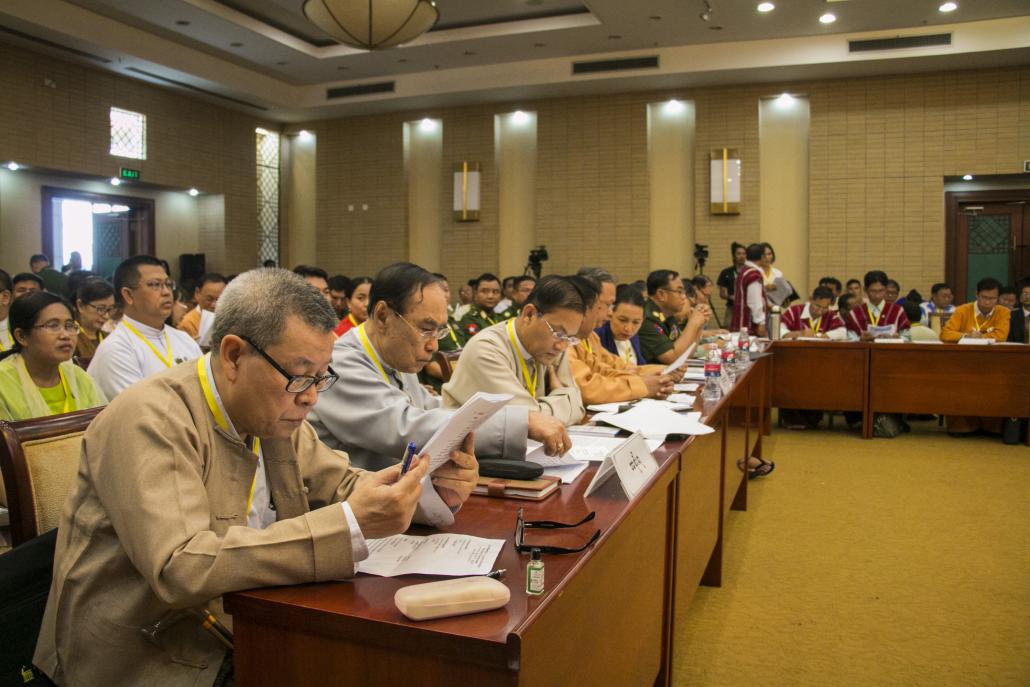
[303,0,439,50]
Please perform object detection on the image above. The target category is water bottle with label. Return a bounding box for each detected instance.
[737,326,751,365]
[720,342,737,381]
[702,348,723,402]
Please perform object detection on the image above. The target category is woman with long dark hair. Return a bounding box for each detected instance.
[333,276,373,337]
[0,291,106,420]
[74,277,116,369]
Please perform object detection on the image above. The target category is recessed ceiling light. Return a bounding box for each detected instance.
[419,118,437,133]
[276,61,288,66]
[230,42,243,47]
[175,20,190,26]
[608,34,622,40]
[649,15,662,21]
[5,161,19,171]
[398,58,408,63]
[757,2,775,12]
[337,65,349,70]
[463,50,477,56]
[709,25,723,30]
[298,130,313,142]
[109,177,121,186]
[188,188,199,196]
[534,42,546,47]
[819,12,836,24]
[962,174,973,180]
[939,2,958,12]
[511,110,531,125]
[663,100,686,115]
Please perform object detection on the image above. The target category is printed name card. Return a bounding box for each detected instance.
[584,432,659,500]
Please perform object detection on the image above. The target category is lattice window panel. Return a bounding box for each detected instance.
[256,130,280,265]
[109,107,147,159]
[968,216,1010,255]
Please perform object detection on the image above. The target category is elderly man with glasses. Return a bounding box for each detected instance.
[442,275,588,437]
[35,268,473,687]
[309,262,572,474]
[87,254,202,399]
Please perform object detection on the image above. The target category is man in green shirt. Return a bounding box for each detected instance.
[30,253,70,299]
[457,272,508,343]
[637,269,709,365]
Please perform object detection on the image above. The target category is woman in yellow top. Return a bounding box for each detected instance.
[0,291,107,420]
[73,277,116,369]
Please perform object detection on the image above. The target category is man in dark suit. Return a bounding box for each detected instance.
[1008,278,1030,344]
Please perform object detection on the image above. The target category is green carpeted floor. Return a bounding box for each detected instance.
[673,421,1030,687]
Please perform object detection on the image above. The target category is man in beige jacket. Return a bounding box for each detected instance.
[34,268,477,687]
[442,275,587,444]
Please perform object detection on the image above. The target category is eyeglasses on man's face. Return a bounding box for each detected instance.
[514,508,601,555]
[393,309,451,341]
[82,302,117,316]
[136,279,176,293]
[33,319,79,334]
[540,317,579,346]
[240,335,339,394]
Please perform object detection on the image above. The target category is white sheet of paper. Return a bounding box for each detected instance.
[673,383,699,392]
[767,276,794,306]
[567,424,621,437]
[593,405,714,440]
[680,370,707,381]
[197,308,215,347]
[872,338,906,344]
[665,393,695,405]
[543,462,591,484]
[958,337,995,345]
[356,533,505,577]
[422,392,513,471]
[661,343,698,375]
[525,439,585,467]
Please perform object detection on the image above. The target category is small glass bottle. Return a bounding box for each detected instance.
[526,548,545,596]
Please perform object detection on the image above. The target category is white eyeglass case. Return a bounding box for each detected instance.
[394,576,510,621]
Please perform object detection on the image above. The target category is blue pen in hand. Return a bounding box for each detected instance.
[400,441,418,475]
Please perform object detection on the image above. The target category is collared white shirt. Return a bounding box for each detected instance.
[494,297,513,314]
[743,261,766,325]
[511,322,533,364]
[780,303,847,340]
[87,314,202,400]
[0,317,12,351]
[614,338,638,365]
[202,354,368,558]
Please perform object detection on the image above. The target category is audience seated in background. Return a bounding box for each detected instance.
[845,278,863,303]
[730,243,768,337]
[846,271,910,340]
[12,272,44,300]
[177,273,227,347]
[73,278,116,369]
[309,262,564,466]
[457,272,511,343]
[34,267,477,687]
[818,277,843,310]
[717,242,747,324]
[940,277,1009,344]
[0,269,12,351]
[327,274,352,319]
[29,253,69,298]
[837,292,857,319]
[639,269,708,364]
[1008,278,1030,344]
[885,279,901,304]
[451,280,474,324]
[443,275,586,428]
[998,285,1017,311]
[920,282,956,326]
[87,255,201,399]
[511,275,537,313]
[333,276,373,337]
[597,284,651,366]
[171,277,196,327]
[568,268,673,406]
[494,275,517,315]
[779,286,847,340]
[902,301,939,342]
[292,264,332,305]
[691,274,723,330]
[0,291,106,420]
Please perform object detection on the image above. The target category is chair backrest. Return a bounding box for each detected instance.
[0,407,103,547]
[432,349,462,383]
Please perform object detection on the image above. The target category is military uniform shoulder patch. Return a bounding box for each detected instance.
[465,323,480,336]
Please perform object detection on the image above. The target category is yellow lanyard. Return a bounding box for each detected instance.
[865,303,882,327]
[57,366,73,413]
[507,319,537,398]
[481,310,498,326]
[807,314,822,333]
[621,344,635,364]
[357,323,390,384]
[197,356,261,515]
[347,313,359,329]
[582,339,593,356]
[122,321,173,368]
[77,325,103,342]
[447,325,460,347]
[973,308,993,332]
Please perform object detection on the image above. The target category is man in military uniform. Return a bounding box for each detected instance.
[637,269,709,365]
[458,273,516,343]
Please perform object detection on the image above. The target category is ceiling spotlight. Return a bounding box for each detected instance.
[939,2,957,12]
[757,2,775,12]
[109,177,121,186]
[188,188,200,196]
[962,174,973,180]
[775,93,794,107]
[819,12,836,24]
[511,110,531,125]
[298,130,313,142]
[255,127,270,135]
[699,1,713,22]
[663,100,686,115]
[5,162,19,171]
[418,118,437,133]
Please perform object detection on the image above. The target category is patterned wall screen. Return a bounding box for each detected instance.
[256,130,280,266]
[965,214,1010,300]
[109,107,147,159]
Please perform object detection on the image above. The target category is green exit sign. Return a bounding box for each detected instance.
[119,167,140,180]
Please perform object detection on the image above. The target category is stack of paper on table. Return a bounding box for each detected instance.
[592,405,714,440]
[586,398,692,414]
[356,533,504,577]
[526,434,665,484]
[673,383,699,393]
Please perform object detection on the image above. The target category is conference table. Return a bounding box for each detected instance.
[770,340,1030,444]
[224,355,770,687]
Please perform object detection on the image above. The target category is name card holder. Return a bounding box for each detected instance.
[584,431,659,500]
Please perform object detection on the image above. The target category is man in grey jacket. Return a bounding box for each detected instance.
[309,262,572,470]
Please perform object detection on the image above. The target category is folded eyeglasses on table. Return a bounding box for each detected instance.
[514,508,601,555]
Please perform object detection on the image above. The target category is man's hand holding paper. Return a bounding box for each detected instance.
[431,433,479,508]
[348,457,430,539]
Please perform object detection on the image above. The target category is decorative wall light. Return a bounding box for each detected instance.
[453,161,481,222]
[303,0,439,50]
[710,147,741,214]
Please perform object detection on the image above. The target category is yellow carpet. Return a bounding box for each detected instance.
[673,422,1030,687]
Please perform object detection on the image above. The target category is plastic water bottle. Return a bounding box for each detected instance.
[720,343,737,381]
[702,348,723,402]
[737,326,751,365]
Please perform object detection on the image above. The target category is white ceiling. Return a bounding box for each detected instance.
[1,0,1029,121]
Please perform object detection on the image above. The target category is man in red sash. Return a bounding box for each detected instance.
[730,243,768,336]
[780,286,847,340]
[846,270,910,340]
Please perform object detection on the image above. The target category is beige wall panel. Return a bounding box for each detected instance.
[496,111,537,279]
[647,101,695,276]
[282,133,318,269]
[405,120,443,272]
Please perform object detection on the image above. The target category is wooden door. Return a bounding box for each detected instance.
[945,191,1030,303]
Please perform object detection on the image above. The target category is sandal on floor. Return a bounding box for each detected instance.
[747,457,775,480]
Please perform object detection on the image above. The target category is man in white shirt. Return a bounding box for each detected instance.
[0,269,13,352]
[88,255,202,399]
[919,283,956,325]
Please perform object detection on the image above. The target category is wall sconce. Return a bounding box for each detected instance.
[710,148,741,215]
[453,161,481,222]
